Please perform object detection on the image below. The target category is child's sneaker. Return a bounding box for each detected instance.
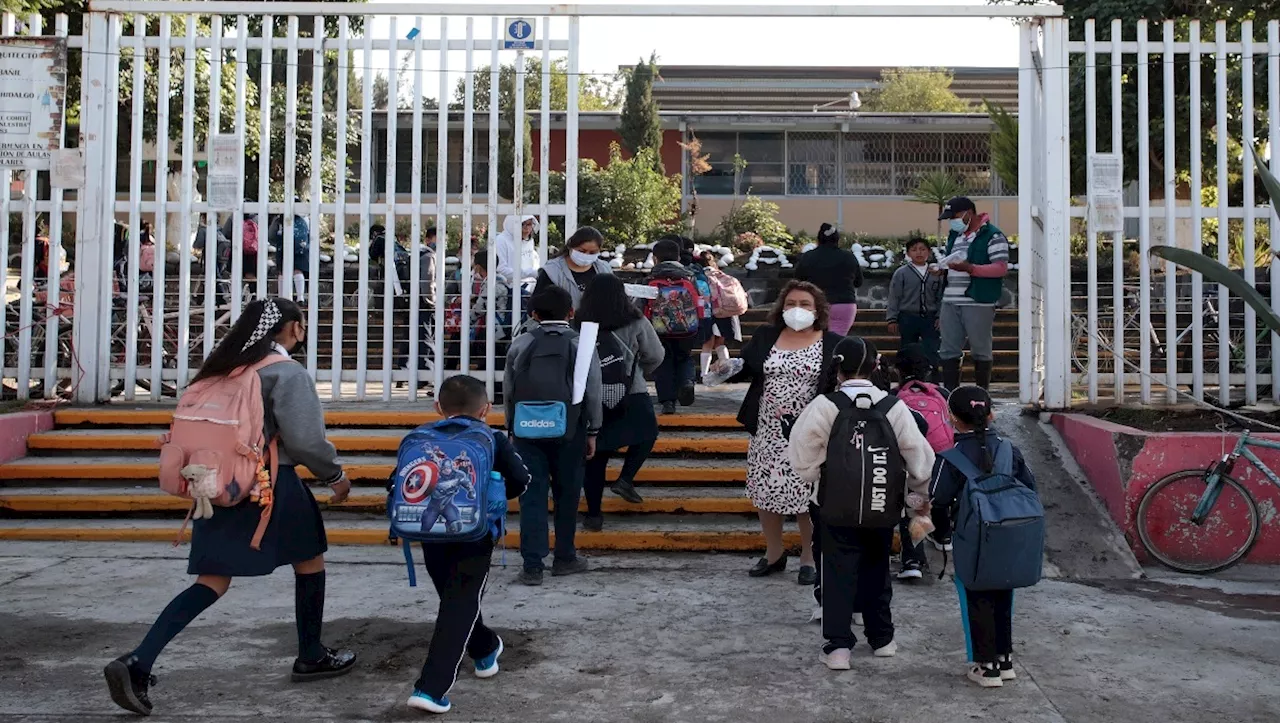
[808,607,822,623]
[820,648,851,670]
[927,532,953,552]
[998,654,1016,680]
[872,640,897,658]
[896,560,924,580]
[474,637,503,679]
[853,612,864,627]
[967,663,1004,688]
[407,690,451,713]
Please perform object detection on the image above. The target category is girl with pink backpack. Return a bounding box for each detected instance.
[104,299,357,716]
[892,344,955,580]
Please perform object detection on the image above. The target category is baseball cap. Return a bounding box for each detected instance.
[938,196,976,220]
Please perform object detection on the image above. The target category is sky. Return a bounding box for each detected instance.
[362,0,1024,102]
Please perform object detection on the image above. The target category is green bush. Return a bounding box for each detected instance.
[716,195,792,247]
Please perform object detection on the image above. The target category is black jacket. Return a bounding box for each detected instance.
[794,244,864,305]
[730,326,844,435]
[931,430,1036,507]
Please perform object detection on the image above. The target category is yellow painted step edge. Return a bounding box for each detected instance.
[0,463,746,483]
[0,526,801,551]
[0,494,758,515]
[53,410,742,429]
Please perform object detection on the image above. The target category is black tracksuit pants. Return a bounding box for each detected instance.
[414,539,501,698]
[960,583,1014,664]
[820,523,895,653]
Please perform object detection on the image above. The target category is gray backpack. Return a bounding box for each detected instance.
[509,325,579,440]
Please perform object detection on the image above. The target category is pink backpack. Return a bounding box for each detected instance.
[706,267,748,318]
[157,356,290,548]
[243,217,260,255]
[897,380,955,453]
[139,243,156,273]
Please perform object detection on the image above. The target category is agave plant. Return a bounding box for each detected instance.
[1150,145,1280,336]
[911,171,968,237]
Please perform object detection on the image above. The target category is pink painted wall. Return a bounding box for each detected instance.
[0,410,53,464]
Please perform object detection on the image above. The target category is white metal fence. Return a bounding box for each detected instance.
[1069,19,1280,407]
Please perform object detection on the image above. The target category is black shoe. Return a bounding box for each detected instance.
[748,554,787,577]
[797,565,818,586]
[552,556,589,577]
[660,401,678,415]
[677,382,696,407]
[897,559,925,580]
[974,360,993,390]
[610,478,644,504]
[583,514,604,532]
[291,647,358,682]
[941,359,962,391]
[518,568,544,586]
[104,654,155,716]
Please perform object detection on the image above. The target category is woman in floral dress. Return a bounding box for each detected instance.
[729,280,845,585]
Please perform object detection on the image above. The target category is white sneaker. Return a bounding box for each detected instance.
[872,640,897,658]
[967,663,1004,688]
[853,613,864,627]
[703,358,743,386]
[927,533,953,552]
[809,607,822,623]
[820,648,852,670]
[998,654,1016,681]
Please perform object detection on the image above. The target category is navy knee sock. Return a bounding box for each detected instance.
[295,571,326,662]
[131,583,220,673]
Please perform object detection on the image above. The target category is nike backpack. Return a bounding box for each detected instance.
[818,392,906,528]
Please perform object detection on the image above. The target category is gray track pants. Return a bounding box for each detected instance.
[939,303,995,362]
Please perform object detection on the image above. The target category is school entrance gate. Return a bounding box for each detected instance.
[4,3,1076,407]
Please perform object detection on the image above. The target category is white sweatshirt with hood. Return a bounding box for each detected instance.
[495,214,540,286]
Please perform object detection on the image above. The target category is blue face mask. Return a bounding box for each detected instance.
[949,217,969,233]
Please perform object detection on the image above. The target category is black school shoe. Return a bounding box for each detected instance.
[610,478,644,504]
[677,382,697,407]
[291,647,358,682]
[797,565,818,586]
[583,513,604,532]
[748,554,787,577]
[104,654,156,716]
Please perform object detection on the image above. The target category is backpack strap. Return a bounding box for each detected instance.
[939,447,986,482]
[403,538,418,587]
[872,395,900,416]
[826,391,854,412]
[992,439,1014,476]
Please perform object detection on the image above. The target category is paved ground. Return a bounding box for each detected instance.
[0,542,1277,723]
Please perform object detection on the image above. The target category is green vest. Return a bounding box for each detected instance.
[945,223,1005,305]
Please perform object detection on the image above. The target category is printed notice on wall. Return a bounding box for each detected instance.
[50,147,82,188]
[1092,192,1124,233]
[207,134,243,211]
[0,38,67,170]
[1088,153,1123,194]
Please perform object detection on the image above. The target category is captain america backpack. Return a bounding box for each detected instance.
[387,416,506,586]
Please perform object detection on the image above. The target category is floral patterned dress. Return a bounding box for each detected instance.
[745,340,824,515]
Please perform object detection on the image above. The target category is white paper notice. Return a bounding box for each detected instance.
[572,321,598,405]
[0,38,67,170]
[1092,193,1124,233]
[624,283,658,299]
[210,134,241,173]
[207,176,239,212]
[1089,153,1123,194]
[50,148,83,189]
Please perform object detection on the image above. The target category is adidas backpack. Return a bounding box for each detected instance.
[157,355,292,549]
[645,277,701,338]
[706,267,748,318]
[387,417,506,586]
[818,392,906,528]
[896,380,954,453]
[941,440,1045,590]
[597,330,636,410]
[508,325,580,440]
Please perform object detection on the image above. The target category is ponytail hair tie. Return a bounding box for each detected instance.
[833,354,845,363]
[970,400,985,408]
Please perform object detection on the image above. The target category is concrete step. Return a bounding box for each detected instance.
[51,409,744,429]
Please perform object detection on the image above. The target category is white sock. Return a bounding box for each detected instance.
[716,345,731,362]
[293,271,306,302]
[700,352,713,376]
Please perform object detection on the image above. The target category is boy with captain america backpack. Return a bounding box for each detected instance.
[390,375,530,715]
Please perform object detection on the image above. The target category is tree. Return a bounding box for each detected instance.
[678,131,711,228]
[985,101,1019,194]
[539,143,682,244]
[371,72,390,110]
[862,68,970,113]
[617,53,663,170]
[911,171,968,237]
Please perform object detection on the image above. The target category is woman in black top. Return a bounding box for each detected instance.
[794,223,863,336]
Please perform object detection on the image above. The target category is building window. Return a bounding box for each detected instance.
[840,131,998,197]
[691,131,784,196]
[787,132,839,196]
[842,132,894,195]
[374,130,489,195]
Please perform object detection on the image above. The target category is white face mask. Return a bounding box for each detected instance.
[783,307,816,331]
[569,249,599,267]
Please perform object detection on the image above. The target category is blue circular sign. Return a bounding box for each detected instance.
[509,20,531,40]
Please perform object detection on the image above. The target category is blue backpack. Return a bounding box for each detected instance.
[940,439,1045,591]
[387,416,507,586]
[687,264,714,320]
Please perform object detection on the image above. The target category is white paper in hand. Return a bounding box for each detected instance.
[625,283,658,300]
[572,321,598,405]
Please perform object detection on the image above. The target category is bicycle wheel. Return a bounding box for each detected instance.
[1136,469,1260,574]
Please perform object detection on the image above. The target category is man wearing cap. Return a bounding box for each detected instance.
[934,197,1009,390]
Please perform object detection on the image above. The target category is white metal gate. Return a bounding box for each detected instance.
[3,3,1069,405]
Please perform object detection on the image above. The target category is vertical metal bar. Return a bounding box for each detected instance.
[0,14,12,393]
[1018,21,1034,405]
[459,17,475,376]
[332,16,349,400]
[44,14,69,395]
[1136,20,1151,403]
[1270,21,1280,402]
[408,15,423,400]
[1111,18,1125,403]
[1163,20,1178,402]
[230,16,247,322]
[1191,20,1204,401]
[282,16,298,301]
[434,17,448,393]
[73,12,106,402]
[382,16,398,400]
[256,16,272,298]
[16,14,42,397]
[149,14,171,396]
[307,21,323,380]
[97,15,123,398]
[504,46,524,396]
[479,16,496,382]
[1043,17,1071,409]
[566,16,580,234]
[1216,20,1230,401]
[1084,20,1098,403]
[122,13,145,400]
[1243,21,1258,405]
[539,16,550,271]
[356,17,373,399]
[203,15,222,358]
[175,15,196,388]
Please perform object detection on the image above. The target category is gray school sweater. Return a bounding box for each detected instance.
[258,360,344,483]
[885,262,945,323]
[503,321,603,435]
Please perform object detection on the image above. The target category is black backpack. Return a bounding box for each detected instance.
[818,392,906,528]
[508,325,580,440]
[597,331,635,410]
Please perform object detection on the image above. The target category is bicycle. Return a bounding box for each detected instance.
[1135,430,1270,573]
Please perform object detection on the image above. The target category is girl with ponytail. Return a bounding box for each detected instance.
[930,385,1037,688]
[787,336,936,670]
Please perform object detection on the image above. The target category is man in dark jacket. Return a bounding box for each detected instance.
[646,238,700,414]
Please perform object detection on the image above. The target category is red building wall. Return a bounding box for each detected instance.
[532,128,684,177]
